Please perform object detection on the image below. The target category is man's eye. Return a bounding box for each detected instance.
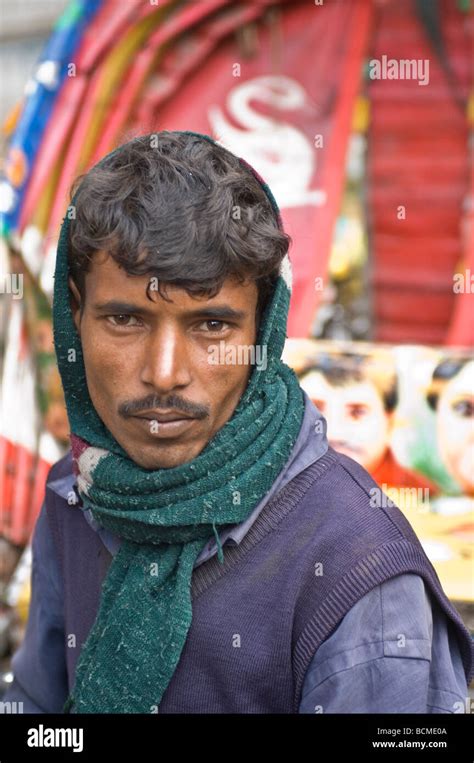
[348,405,368,420]
[452,399,474,418]
[106,314,141,327]
[198,320,229,332]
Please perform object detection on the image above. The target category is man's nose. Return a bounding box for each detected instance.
[139,325,192,393]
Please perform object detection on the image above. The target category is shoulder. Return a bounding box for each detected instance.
[292,451,474,699]
[303,447,406,521]
[299,573,470,713]
[46,448,74,485]
[45,449,78,504]
[294,447,423,564]
[311,572,433,668]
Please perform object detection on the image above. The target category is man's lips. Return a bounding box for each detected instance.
[133,410,195,423]
[130,412,198,439]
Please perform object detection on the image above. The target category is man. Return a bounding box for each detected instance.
[299,350,436,490]
[427,357,474,497]
[4,131,472,713]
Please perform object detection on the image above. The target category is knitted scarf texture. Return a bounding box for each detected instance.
[53,131,306,713]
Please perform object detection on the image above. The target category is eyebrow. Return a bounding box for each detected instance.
[92,300,247,321]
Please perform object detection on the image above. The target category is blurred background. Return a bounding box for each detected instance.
[0,0,473,699]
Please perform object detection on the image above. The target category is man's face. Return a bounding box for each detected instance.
[300,370,391,472]
[69,252,259,469]
[436,361,474,495]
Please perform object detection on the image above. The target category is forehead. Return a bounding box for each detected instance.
[82,251,258,308]
[300,370,383,404]
[442,362,474,398]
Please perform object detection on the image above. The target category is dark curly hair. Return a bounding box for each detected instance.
[67,131,291,326]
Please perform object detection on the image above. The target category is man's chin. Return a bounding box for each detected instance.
[124,442,204,471]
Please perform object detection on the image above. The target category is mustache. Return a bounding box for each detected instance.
[118,394,209,420]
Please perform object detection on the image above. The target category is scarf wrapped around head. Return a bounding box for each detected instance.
[53,131,306,714]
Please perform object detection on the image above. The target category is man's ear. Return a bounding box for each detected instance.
[68,276,82,334]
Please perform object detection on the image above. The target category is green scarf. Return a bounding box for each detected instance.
[53,132,305,713]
